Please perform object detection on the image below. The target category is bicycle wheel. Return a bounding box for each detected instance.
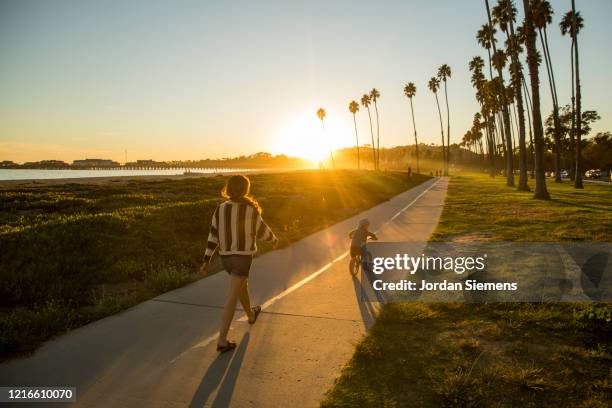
[350,256,360,275]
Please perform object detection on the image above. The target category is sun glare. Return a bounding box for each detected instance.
[273,111,353,163]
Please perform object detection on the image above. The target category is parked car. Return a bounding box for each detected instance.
[585,169,602,179]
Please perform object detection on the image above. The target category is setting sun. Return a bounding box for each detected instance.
[273,111,354,162]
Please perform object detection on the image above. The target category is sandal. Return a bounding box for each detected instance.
[216,341,237,353]
[248,306,262,325]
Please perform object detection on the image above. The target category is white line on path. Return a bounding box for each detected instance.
[172,177,442,360]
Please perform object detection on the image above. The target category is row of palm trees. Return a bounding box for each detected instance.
[319,70,454,174]
[318,88,382,170]
[466,0,585,199]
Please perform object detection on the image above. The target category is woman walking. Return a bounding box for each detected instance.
[200,175,278,353]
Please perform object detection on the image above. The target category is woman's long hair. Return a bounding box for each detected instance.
[222,175,261,214]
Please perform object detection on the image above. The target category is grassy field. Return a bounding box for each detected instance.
[0,170,429,359]
[322,174,612,408]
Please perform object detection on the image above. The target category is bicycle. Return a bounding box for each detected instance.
[349,243,374,276]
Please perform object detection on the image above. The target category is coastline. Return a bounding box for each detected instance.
[0,168,295,188]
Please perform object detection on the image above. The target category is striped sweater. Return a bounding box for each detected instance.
[204,200,278,262]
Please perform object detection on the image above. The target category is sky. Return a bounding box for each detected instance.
[1,0,611,163]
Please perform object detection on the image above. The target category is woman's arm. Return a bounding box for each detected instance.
[256,213,278,246]
[203,207,220,263]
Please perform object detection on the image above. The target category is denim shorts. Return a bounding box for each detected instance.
[221,255,253,278]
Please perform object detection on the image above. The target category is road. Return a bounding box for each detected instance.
[0,177,449,407]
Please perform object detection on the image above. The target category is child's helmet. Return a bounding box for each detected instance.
[358,219,370,228]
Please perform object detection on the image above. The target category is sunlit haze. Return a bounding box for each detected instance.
[1,0,610,163]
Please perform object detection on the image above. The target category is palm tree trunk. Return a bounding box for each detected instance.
[510,103,517,152]
[522,0,550,199]
[543,30,563,181]
[374,101,380,170]
[539,28,563,183]
[366,107,376,170]
[522,75,535,179]
[486,113,495,177]
[485,46,502,168]
[506,16,529,191]
[353,114,360,170]
[572,0,583,189]
[443,79,450,175]
[409,98,420,173]
[485,0,514,187]
[569,39,576,181]
[434,93,446,170]
[497,111,507,163]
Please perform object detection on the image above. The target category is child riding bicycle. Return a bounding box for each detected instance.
[348,219,378,275]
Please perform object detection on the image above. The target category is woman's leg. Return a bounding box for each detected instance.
[218,274,245,346]
[238,279,254,321]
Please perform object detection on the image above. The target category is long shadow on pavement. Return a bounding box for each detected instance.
[189,333,250,408]
[351,273,381,330]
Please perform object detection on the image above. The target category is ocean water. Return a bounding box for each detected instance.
[0,168,251,181]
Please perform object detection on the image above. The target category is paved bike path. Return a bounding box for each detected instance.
[0,177,448,407]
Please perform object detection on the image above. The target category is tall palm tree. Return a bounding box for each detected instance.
[491,50,510,159]
[477,23,504,161]
[369,88,381,170]
[493,0,529,191]
[484,0,515,187]
[560,9,584,186]
[349,101,361,169]
[477,24,497,80]
[361,94,377,170]
[403,82,420,173]
[469,56,496,177]
[437,64,452,175]
[521,0,550,199]
[570,0,583,189]
[532,0,563,183]
[428,77,446,169]
[521,75,536,179]
[317,108,334,169]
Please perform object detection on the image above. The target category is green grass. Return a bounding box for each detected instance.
[431,174,612,242]
[322,174,612,408]
[0,170,429,359]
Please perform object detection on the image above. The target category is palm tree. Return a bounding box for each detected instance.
[437,64,452,175]
[493,0,529,191]
[484,0,514,187]
[491,50,511,160]
[570,0,583,189]
[349,101,361,169]
[361,94,377,170]
[369,88,381,170]
[477,24,497,80]
[521,74,536,179]
[560,8,584,187]
[317,108,334,169]
[521,0,550,199]
[428,77,446,169]
[532,0,562,183]
[469,56,496,177]
[477,23,505,160]
[403,82,420,173]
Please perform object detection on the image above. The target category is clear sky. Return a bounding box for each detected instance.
[1,0,610,163]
